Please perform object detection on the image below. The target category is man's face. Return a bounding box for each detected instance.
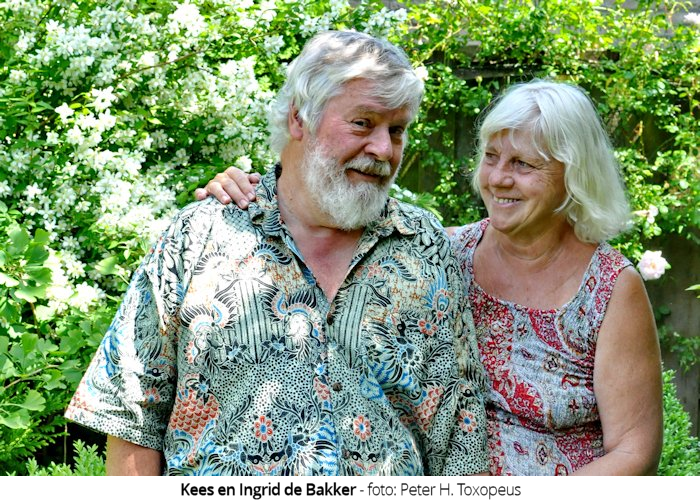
[301,79,412,230]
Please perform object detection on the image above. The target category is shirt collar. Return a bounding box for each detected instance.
[249,168,418,239]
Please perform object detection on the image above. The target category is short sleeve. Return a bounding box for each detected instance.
[64,200,217,449]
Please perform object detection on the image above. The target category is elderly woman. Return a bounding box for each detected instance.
[198,79,663,475]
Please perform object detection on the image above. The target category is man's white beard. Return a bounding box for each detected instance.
[302,141,397,231]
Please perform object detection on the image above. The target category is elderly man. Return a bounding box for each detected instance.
[66,30,486,476]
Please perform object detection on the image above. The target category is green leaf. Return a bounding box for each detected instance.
[7,226,30,256]
[18,390,46,411]
[0,272,19,287]
[93,255,119,276]
[25,267,51,285]
[21,333,38,356]
[0,410,30,429]
[42,370,65,391]
[32,229,50,246]
[12,285,43,303]
[26,245,49,266]
[0,296,19,324]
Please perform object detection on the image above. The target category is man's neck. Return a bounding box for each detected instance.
[277,170,364,302]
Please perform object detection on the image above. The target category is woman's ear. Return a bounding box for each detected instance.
[288,104,304,140]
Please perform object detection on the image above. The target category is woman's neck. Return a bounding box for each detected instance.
[487,219,576,268]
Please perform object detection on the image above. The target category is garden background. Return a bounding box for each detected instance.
[0,0,698,475]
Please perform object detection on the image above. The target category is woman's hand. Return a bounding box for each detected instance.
[194,167,261,208]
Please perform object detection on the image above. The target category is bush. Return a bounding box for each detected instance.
[1,0,697,473]
[658,370,700,475]
[25,440,105,476]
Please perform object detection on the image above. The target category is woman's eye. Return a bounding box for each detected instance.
[514,159,534,170]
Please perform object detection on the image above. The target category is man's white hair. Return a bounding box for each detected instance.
[267,30,424,155]
[472,79,630,243]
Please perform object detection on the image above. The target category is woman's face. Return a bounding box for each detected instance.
[478,129,568,240]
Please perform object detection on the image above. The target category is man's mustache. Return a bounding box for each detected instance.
[344,156,391,177]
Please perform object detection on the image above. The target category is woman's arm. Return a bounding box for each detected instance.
[573,267,663,475]
[194,167,260,208]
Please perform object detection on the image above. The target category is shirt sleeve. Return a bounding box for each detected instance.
[64,201,214,450]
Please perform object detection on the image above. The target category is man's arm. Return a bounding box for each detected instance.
[106,435,164,476]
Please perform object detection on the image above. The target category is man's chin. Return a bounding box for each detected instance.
[324,195,389,231]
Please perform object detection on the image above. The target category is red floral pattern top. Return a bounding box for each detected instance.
[451,220,632,475]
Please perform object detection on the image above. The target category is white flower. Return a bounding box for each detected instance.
[9,69,28,84]
[69,282,106,312]
[46,132,60,145]
[91,86,117,112]
[55,103,75,122]
[414,65,429,82]
[66,126,85,145]
[637,250,669,281]
[15,31,36,54]
[169,1,206,38]
[235,155,253,172]
[237,15,256,30]
[138,51,158,68]
[633,204,659,224]
[26,183,44,200]
[685,12,700,26]
[646,204,659,224]
[263,35,284,54]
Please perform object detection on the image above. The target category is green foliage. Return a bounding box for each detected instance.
[659,326,700,373]
[25,440,105,476]
[658,370,700,475]
[0,204,114,473]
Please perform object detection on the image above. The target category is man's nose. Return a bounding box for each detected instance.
[365,127,394,161]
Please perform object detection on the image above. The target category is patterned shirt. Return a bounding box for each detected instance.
[451,219,632,475]
[66,170,487,476]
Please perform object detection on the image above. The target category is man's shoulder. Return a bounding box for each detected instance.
[175,197,245,229]
[387,197,446,237]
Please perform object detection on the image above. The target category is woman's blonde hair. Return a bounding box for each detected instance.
[472,79,630,243]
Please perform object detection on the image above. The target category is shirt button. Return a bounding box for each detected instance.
[332,382,342,392]
[342,449,351,459]
[326,314,334,325]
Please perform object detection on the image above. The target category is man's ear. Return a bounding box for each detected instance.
[288,104,304,140]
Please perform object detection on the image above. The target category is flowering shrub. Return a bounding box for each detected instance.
[1,0,698,473]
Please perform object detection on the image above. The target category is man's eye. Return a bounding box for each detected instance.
[390,126,405,136]
[352,119,370,127]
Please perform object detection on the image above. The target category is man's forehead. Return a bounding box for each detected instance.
[333,79,412,109]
